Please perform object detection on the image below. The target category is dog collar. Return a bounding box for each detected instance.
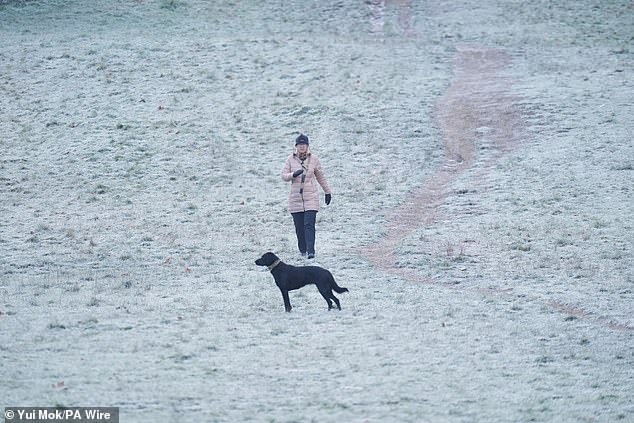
[267,259,281,271]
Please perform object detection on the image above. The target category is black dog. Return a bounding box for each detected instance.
[255,252,348,312]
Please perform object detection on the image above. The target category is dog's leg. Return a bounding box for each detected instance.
[330,292,341,310]
[280,289,292,312]
[317,286,334,310]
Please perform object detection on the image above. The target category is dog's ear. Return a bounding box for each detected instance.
[265,252,279,263]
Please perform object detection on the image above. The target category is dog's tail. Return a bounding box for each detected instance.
[330,274,349,293]
[334,285,349,293]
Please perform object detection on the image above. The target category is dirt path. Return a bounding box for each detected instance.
[364,43,521,281]
[362,43,633,332]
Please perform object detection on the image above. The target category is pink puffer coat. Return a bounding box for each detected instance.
[281,151,331,213]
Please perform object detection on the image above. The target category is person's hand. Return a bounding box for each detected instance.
[325,194,331,205]
[292,169,304,178]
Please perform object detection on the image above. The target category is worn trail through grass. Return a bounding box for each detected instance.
[362,43,633,332]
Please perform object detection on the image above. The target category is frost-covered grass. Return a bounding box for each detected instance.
[1,1,632,422]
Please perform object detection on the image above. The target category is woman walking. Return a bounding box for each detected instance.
[281,134,332,259]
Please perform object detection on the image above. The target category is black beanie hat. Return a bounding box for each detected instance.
[295,134,309,145]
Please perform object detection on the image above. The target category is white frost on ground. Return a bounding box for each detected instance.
[1,1,632,422]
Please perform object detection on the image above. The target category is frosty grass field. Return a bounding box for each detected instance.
[1,0,633,422]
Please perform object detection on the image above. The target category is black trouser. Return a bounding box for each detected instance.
[291,211,317,255]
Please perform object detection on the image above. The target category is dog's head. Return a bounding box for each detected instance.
[255,252,280,267]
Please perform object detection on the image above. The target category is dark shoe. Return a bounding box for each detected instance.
[307,253,315,259]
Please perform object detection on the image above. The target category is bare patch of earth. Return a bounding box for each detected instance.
[364,43,521,276]
[362,43,632,332]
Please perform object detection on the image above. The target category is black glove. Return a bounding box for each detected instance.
[325,194,331,205]
[292,169,304,178]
